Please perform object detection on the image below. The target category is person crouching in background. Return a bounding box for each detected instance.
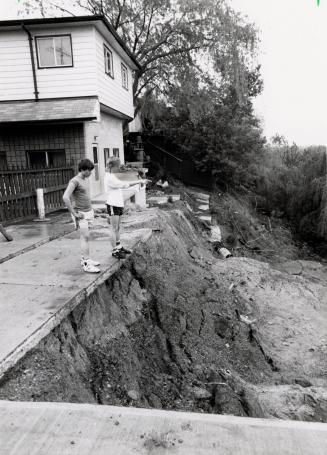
[104,156,148,259]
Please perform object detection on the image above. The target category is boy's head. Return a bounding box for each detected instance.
[106,156,121,172]
[78,159,94,178]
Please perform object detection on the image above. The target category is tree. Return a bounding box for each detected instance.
[21,0,261,114]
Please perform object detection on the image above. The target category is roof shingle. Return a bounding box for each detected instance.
[0,98,99,124]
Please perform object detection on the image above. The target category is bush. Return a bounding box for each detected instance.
[255,143,327,243]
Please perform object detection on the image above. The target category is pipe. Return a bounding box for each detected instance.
[22,23,39,101]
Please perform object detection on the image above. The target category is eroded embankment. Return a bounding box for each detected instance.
[0,209,327,422]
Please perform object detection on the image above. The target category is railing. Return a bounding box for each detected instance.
[145,140,212,189]
[0,166,75,223]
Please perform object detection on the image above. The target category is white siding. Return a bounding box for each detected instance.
[84,120,101,197]
[0,23,135,118]
[98,112,124,193]
[0,31,35,100]
[0,25,98,101]
[84,112,124,196]
[95,29,134,118]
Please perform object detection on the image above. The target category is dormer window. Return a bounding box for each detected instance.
[104,44,114,78]
[36,35,73,68]
[121,63,128,89]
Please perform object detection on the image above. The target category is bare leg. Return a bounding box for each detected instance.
[80,225,90,259]
[110,215,121,248]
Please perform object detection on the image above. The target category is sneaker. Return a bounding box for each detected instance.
[82,261,101,273]
[120,246,132,254]
[80,258,100,267]
[112,249,127,259]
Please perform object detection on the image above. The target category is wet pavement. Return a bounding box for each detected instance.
[0,212,75,264]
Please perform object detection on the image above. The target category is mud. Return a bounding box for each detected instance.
[0,209,327,422]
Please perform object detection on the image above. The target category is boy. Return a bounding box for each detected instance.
[104,157,148,259]
[63,158,100,273]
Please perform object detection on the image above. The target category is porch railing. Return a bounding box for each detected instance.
[145,140,212,189]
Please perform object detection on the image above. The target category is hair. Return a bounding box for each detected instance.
[106,156,120,170]
[78,159,94,172]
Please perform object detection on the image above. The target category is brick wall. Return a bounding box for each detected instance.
[0,123,85,169]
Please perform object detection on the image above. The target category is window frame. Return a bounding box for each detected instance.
[112,148,120,158]
[26,149,66,168]
[0,151,8,170]
[35,34,74,69]
[104,44,114,78]
[92,145,99,181]
[121,63,128,90]
[104,148,110,167]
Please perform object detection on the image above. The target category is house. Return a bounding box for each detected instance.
[0,15,140,196]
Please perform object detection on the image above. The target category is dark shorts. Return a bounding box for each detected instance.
[106,204,124,216]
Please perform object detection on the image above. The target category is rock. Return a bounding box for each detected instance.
[294,378,313,388]
[192,387,212,400]
[127,390,140,401]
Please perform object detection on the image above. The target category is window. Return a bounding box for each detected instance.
[113,148,120,158]
[104,148,110,167]
[0,151,7,169]
[104,45,114,77]
[27,150,66,168]
[36,35,73,68]
[121,63,128,89]
[93,145,99,180]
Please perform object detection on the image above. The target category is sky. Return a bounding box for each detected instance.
[0,0,326,146]
[230,0,327,146]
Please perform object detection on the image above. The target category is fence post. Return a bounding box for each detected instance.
[34,188,49,222]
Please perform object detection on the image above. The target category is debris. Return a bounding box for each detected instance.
[192,387,212,400]
[209,226,222,243]
[239,314,256,325]
[0,223,13,242]
[127,390,140,401]
[295,378,312,388]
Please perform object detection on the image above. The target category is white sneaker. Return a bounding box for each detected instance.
[80,258,100,267]
[82,261,100,273]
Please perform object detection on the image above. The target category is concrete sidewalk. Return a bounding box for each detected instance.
[0,209,155,378]
[1,400,327,454]
[0,212,75,264]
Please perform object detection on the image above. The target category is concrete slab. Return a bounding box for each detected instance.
[198,215,212,222]
[198,204,209,211]
[0,214,153,379]
[0,400,326,455]
[188,191,210,201]
[0,213,74,264]
[147,195,181,205]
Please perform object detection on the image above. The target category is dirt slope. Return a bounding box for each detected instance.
[0,207,326,422]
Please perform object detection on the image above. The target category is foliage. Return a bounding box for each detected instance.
[255,141,327,243]
[143,84,266,189]
[20,0,261,111]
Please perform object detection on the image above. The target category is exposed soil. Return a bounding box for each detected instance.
[0,207,327,422]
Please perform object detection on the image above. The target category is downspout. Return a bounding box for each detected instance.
[22,23,39,101]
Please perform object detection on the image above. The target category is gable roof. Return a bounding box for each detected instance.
[0,15,141,71]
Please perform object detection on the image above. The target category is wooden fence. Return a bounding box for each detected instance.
[0,166,74,223]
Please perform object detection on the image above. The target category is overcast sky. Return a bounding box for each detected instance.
[0,0,326,146]
[230,0,327,146]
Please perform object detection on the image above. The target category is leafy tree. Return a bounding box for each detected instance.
[143,83,266,189]
[21,0,261,114]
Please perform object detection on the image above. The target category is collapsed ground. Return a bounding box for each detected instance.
[0,192,327,422]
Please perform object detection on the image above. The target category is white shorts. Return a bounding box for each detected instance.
[72,209,94,229]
